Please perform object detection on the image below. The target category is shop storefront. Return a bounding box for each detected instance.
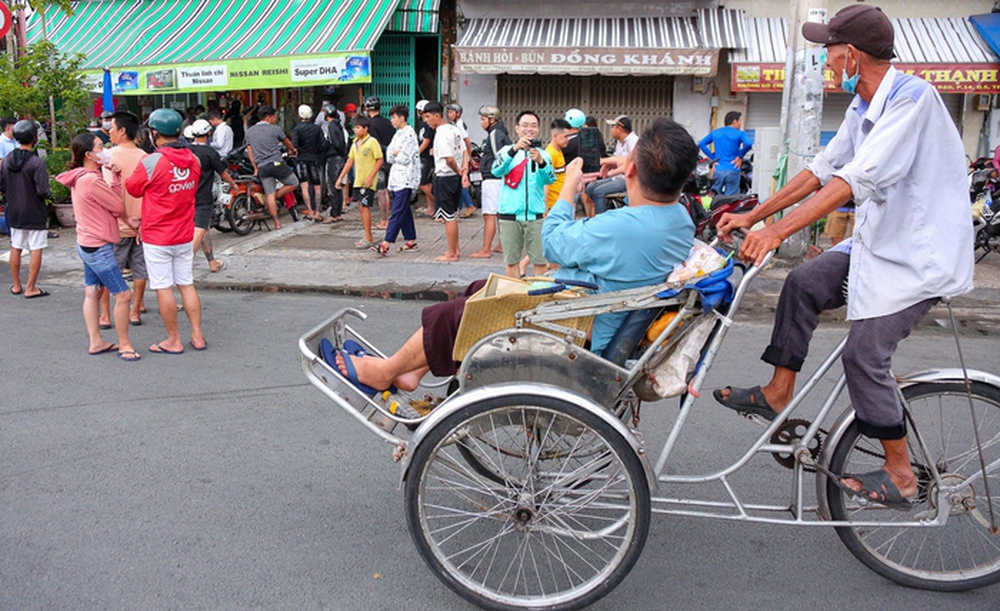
[730,16,1000,170]
[28,0,439,130]
[453,8,746,145]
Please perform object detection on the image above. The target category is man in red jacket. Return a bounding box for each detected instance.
[126,108,206,354]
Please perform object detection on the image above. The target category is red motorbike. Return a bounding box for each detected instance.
[682,192,760,242]
[224,146,301,235]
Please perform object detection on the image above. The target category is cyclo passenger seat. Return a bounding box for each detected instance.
[600,256,735,366]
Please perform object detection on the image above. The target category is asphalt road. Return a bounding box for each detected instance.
[2,288,999,610]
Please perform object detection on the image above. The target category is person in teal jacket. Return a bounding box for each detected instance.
[492,110,556,278]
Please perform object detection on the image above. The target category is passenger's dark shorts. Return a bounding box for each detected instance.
[355,188,376,208]
[420,157,434,186]
[258,161,299,195]
[433,174,461,221]
[194,201,213,229]
[295,160,323,184]
[113,237,147,280]
[422,279,487,377]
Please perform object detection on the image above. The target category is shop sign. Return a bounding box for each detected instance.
[732,62,1000,93]
[84,52,371,96]
[455,47,719,76]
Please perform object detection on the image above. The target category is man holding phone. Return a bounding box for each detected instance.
[492,110,555,278]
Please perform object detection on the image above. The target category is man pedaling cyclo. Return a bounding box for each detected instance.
[334,118,698,395]
[714,5,973,509]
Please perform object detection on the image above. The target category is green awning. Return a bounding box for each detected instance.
[388,0,440,34]
[27,0,402,93]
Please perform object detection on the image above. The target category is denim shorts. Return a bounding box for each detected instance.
[78,243,130,294]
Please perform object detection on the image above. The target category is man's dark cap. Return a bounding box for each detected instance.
[605,115,632,132]
[802,4,895,60]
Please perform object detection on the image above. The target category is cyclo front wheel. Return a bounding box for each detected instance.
[405,393,650,610]
[827,381,1000,591]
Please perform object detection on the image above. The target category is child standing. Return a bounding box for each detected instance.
[335,115,383,249]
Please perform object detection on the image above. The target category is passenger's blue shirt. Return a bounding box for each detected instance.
[542,198,694,354]
[698,126,753,172]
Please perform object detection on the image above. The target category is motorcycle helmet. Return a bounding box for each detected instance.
[564,108,586,129]
[446,103,463,115]
[298,104,314,120]
[190,119,212,137]
[183,125,196,141]
[12,119,38,145]
[477,105,500,119]
[148,108,183,137]
[415,99,429,113]
[363,96,381,110]
[322,103,337,115]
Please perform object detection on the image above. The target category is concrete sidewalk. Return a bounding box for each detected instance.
[7,201,1000,325]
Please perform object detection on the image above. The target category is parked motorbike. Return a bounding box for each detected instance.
[210,178,233,233]
[224,146,301,235]
[681,191,760,243]
[467,142,483,207]
[973,189,1000,263]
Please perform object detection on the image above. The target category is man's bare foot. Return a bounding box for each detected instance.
[435,253,460,262]
[394,370,424,392]
[491,244,504,253]
[376,221,388,230]
[273,218,282,230]
[334,351,400,391]
[469,250,492,258]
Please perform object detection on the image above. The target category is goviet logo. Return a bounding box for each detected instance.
[172,166,190,181]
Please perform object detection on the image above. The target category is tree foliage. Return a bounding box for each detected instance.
[0,40,90,133]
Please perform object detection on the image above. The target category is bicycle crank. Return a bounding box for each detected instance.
[770,418,824,471]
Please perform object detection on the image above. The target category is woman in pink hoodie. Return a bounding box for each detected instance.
[57,133,141,361]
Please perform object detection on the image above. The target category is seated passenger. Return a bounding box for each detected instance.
[336,118,697,393]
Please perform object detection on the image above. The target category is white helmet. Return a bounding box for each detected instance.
[183,125,195,140]
[190,119,212,137]
[415,99,429,112]
[298,104,314,120]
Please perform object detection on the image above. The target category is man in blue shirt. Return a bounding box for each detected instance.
[698,111,753,196]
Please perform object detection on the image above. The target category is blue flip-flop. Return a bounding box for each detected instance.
[344,339,367,356]
[319,338,380,396]
[343,339,399,393]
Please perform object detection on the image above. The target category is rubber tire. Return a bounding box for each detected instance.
[227,193,253,236]
[827,381,1000,591]
[211,211,233,233]
[405,394,650,610]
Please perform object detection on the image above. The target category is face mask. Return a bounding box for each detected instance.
[841,50,860,95]
[93,149,113,165]
[102,122,112,131]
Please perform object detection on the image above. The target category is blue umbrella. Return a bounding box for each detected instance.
[102,69,113,113]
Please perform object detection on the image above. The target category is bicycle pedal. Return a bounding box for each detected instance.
[741,411,771,427]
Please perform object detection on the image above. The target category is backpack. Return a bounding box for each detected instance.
[578,126,604,173]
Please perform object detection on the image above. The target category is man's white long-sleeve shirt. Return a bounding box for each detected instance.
[806,66,973,320]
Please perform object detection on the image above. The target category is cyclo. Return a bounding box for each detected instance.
[298,244,1000,610]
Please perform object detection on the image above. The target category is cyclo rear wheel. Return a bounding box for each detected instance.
[405,393,650,610]
[827,381,1000,591]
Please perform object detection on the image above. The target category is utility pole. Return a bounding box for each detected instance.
[777,0,827,259]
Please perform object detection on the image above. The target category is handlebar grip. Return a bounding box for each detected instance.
[552,278,600,290]
[527,284,567,296]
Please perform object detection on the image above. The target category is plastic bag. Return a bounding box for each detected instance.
[648,317,715,398]
[668,240,727,284]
